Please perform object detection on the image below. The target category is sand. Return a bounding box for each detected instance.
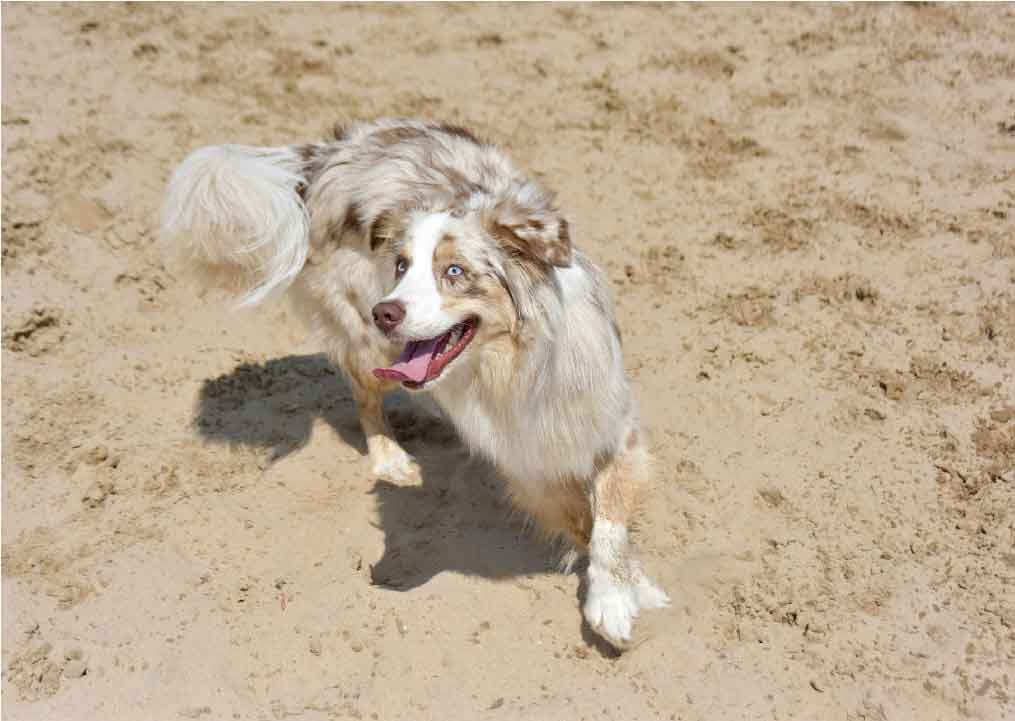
[2,3,1014,720]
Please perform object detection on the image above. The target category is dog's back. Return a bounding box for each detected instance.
[162,120,560,306]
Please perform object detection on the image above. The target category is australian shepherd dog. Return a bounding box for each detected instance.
[161,119,668,647]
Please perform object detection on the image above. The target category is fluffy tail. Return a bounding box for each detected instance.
[161,145,309,307]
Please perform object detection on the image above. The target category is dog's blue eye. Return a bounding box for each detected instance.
[396,259,408,274]
[446,265,464,277]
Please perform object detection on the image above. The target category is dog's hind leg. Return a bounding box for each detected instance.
[582,434,669,648]
[346,366,420,483]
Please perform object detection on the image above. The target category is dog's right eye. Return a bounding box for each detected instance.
[395,258,409,276]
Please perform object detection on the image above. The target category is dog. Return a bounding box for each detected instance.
[161,118,668,647]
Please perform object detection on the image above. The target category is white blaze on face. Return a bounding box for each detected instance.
[383,212,457,339]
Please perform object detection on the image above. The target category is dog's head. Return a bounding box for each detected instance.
[369,196,571,391]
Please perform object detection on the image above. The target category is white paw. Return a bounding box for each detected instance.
[583,567,640,646]
[370,447,420,483]
[583,566,669,646]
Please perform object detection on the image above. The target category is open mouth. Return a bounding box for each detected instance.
[372,317,479,389]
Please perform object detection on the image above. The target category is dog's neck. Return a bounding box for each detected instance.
[430,270,633,482]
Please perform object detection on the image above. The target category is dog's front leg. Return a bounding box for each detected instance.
[347,369,420,483]
[582,443,669,647]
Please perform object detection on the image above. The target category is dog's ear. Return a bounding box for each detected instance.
[489,193,572,268]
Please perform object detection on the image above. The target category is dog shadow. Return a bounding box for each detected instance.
[194,353,557,590]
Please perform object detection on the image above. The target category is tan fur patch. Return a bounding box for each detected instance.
[504,439,650,550]
[369,210,404,251]
[372,126,429,146]
[434,123,481,144]
[510,477,593,548]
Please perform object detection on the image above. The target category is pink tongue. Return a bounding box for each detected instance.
[373,336,442,383]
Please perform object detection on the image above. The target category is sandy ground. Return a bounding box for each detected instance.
[2,3,1014,720]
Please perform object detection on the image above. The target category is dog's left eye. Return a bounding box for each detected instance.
[446,265,464,278]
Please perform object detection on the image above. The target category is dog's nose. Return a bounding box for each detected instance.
[372,301,406,333]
